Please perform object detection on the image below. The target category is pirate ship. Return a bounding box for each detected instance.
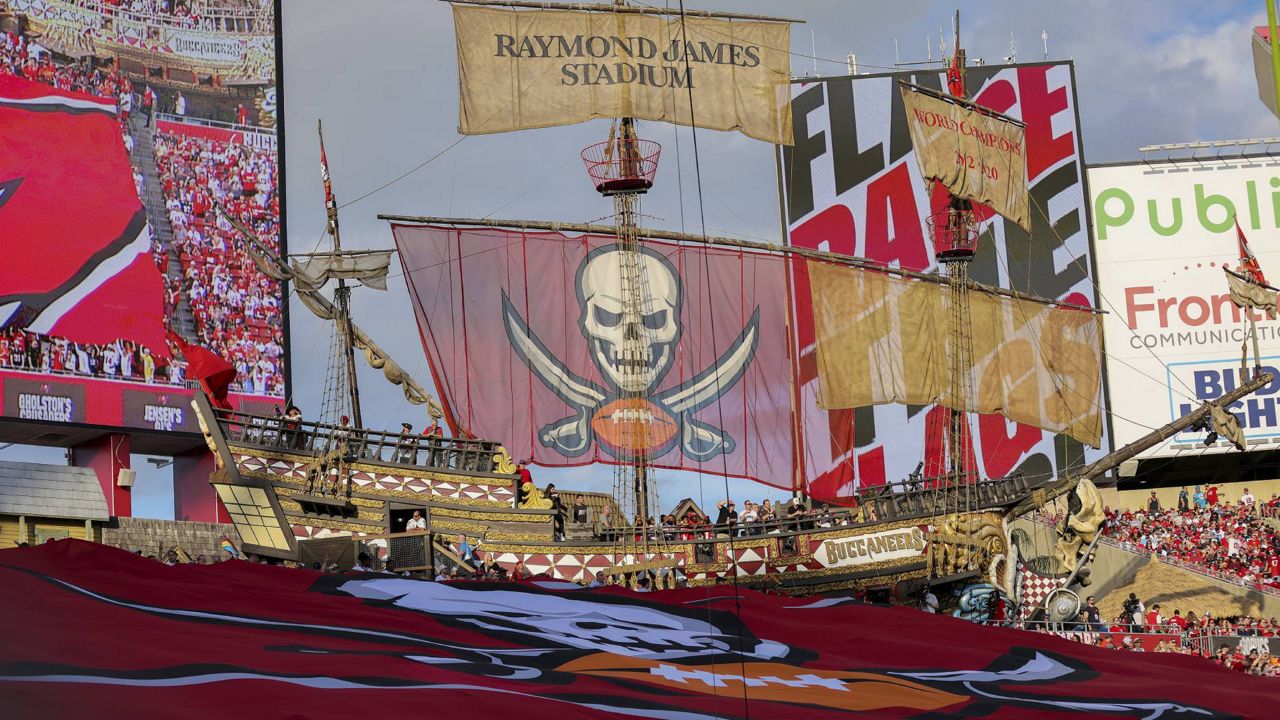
[192,4,1272,618]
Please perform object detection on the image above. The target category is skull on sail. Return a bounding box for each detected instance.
[576,247,682,394]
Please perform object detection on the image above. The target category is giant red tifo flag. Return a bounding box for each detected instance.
[0,541,1272,718]
[392,225,795,488]
[0,75,168,356]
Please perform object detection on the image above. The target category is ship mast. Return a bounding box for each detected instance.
[318,120,364,429]
[932,11,976,488]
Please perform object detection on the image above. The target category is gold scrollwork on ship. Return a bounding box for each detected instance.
[285,516,384,534]
[238,469,512,509]
[274,487,385,510]
[518,483,554,510]
[481,531,561,543]
[430,507,551,524]
[926,511,1007,578]
[492,446,517,475]
[481,542,638,556]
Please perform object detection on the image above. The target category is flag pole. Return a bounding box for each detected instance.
[1269,0,1280,116]
[319,119,364,430]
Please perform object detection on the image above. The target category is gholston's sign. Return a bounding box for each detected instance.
[3,378,86,424]
[454,5,792,144]
[813,527,927,569]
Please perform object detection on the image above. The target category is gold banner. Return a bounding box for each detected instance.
[901,87,1030,231]
[808,261,1103,447]
[454,6,793,145]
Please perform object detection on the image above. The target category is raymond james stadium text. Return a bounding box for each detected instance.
[18,394,74,422]
[495,35,763,87]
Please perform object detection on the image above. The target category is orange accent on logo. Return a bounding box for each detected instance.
[556,655,967,712]
[591,397,678,453]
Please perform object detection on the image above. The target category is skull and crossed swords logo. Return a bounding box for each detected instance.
[501,244,759,462]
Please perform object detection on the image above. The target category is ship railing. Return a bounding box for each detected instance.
[581,475,1032,544]
[214,408,510,476]
[856,473,1032,523]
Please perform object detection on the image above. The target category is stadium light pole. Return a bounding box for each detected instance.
[1269,0,1280,116]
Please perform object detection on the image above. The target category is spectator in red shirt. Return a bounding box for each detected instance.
[1145,603,1163,630]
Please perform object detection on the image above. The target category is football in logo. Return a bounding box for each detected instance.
[591,397,677,455]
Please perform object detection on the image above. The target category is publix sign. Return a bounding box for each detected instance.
[1094,168,1280,239]
[1090,159,1280,458]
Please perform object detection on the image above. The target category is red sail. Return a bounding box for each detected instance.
[392,225,794,489]
[1,540,1273,719]
[0,75,168,357]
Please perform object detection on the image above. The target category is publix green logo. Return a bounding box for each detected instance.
[1094,176,1280,239]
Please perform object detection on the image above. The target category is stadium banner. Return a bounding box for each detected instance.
[0,3,284,436]
[453,5,793,144]
[0,541,1273,718]
[9,0,271,80]
[781,62,1107,502]
[807,261,1104,447]
[1091,159,1280,458]
[392,225,795,488]
[900,87,1031,230]
[155,118,278,151]
[0,370,273,431]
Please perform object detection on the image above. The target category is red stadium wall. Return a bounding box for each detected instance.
[73,434,131,518]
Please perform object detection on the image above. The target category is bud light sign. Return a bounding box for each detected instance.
[1167,358,1280,449]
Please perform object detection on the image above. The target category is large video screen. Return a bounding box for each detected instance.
[782,61,1109,500]
[0,0,284,433]
[1092,157,1280,458]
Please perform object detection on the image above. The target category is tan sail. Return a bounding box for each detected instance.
[807,260,1103,447]
[453,5,793,144]
[290,251,393,292]
[901,86,1030,230]
[1224,267,1277,314]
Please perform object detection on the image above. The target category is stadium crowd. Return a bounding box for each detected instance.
[1101,487,1280,590]
[2,23,283,397]
[153,129,284,397]
[69,0,272,33]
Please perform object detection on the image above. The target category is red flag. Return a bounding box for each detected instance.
[1237,218,1268,286]
[0,540,1273,719]
[167,330,236,408]
[319,128,335,212]
[945,29,964,97]
[393,225,794,490]
[0,75,168,356]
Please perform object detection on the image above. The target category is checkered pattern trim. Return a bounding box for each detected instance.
[234,453,516,504]
[1016,561,1066,620]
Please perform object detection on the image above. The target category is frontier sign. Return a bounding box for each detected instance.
[813,527,927,570]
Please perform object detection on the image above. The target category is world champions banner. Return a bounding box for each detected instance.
[901,87,1031,230]
[453,5,793,145]
[781,62,1107,502]
[392,224,795,487]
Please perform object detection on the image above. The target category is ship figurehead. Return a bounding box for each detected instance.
[502,243,759,463]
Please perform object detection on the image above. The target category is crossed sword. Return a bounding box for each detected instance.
[501,294,760,461]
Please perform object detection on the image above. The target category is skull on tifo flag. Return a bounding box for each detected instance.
[502,244,759,463]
